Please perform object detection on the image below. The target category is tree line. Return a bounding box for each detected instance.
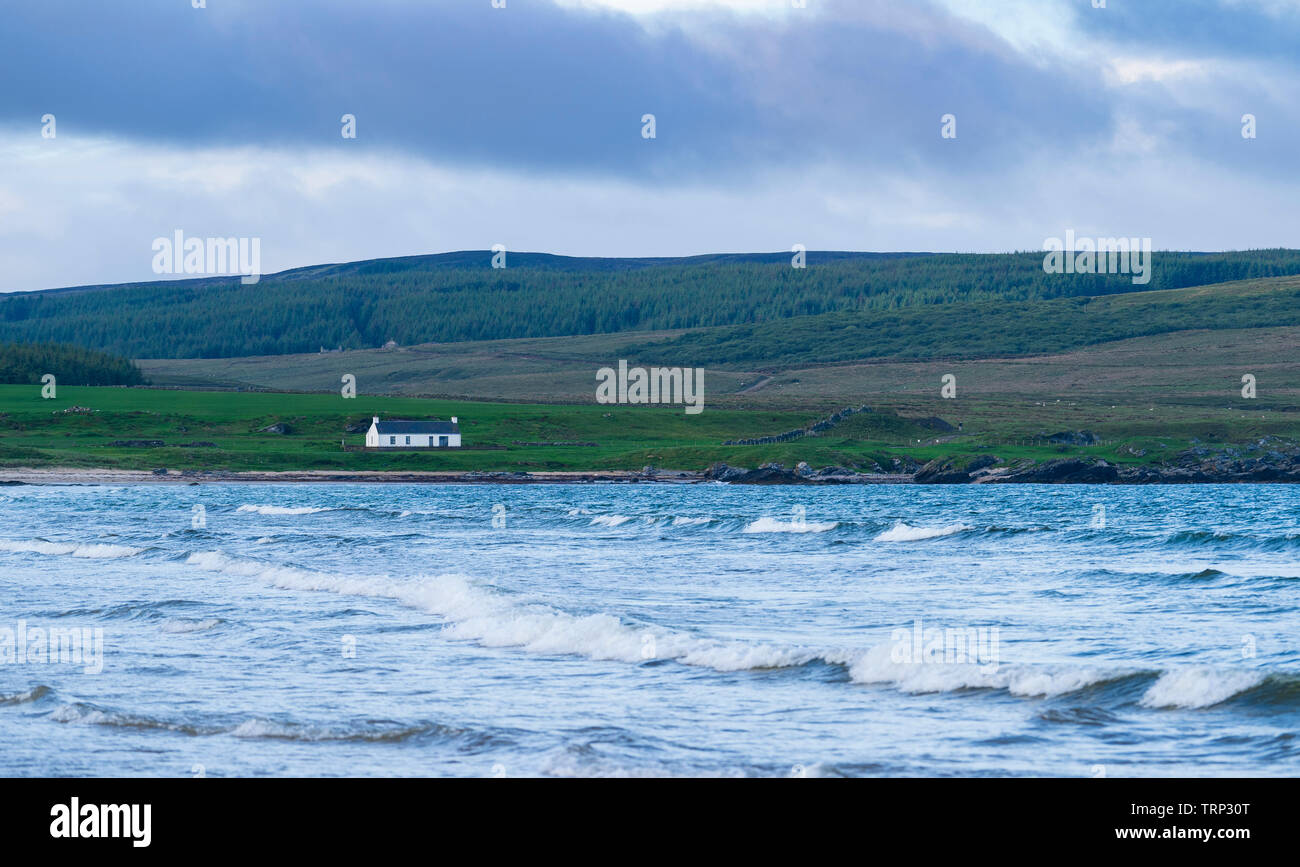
[2,249,1298,359]
[0,342,145,385]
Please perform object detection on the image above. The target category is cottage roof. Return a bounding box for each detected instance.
[373,419,459,435]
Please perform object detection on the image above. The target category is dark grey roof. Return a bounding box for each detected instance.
[373,420,459,434]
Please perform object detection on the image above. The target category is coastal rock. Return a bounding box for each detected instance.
[913,459,973,484]
[259,423,293,435]
[702,462,815,484]
[994,458,1119,483]
[914,454,1001,484]
[891,456,922,474]
[460,470,533,481]
[703,463,749,482]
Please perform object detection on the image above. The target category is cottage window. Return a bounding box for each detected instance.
[389,436,396,445]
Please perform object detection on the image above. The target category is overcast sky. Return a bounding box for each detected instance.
[1,0,1297,291]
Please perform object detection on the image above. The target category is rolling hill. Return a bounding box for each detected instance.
[3,249,1299,359]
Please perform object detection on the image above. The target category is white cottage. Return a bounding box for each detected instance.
[365,416,461,448]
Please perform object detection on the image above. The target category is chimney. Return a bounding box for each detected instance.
[372,416,379,424]
[451,416,458,424]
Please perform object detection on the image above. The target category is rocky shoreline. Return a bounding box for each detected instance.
[5,441,1300,486]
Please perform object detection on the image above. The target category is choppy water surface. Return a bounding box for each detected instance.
[1,483,1297,777]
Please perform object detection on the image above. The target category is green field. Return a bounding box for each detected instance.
[7,261,1300,474]
[1,371,1293,474]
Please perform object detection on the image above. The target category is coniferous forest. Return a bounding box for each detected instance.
[2,249,1298,360]
[0,342,145,385]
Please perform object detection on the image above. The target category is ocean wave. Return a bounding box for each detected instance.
[1139,667,1268,709]
[183,551,836,673]
[846,643,1110,696]
[0,685,52,707]
[1163,529,1300,554]
[1101,564,1300,583]
[742,517,838,534]
[178,550,1298,715]
[0,539,143,559]
[51,702,221,736]
[873,522,969,543]
[229,717,504,746]
[590,515,633,527]
[236,505,334,516]
[38,599,205,623]
[160,618,224,634]
[670,517,715,527]
[51,700,505,746]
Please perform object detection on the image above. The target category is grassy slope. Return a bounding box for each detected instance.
[137,277,1300,405]
[10,275,1300,474]
[0,375,1290,474]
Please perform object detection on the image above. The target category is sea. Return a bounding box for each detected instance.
[1,482,1297,777]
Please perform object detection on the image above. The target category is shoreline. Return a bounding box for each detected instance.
[0,467,708,485]
[2,463,1300,485]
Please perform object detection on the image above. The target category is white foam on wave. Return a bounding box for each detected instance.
[671,517,714,527]
[846,643,1109,696]
[742,517,838,534]
[1139,667,1265,709]
[182,551,828,672]
[51,704,109,725]
[231,718,297,739]
[590,515,632,527]
[874,522,969,543]
[181,550,1264,710]
[236,505,333,516]
[0,539,142,559]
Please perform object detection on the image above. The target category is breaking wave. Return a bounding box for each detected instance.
[590,515,632,527]
[0,685,52,707]
[873,522,969,542]
[0,539,143,559]
[742,517,838,534]
[182,551,838,672]
[1139,667,1268,709]
[178,551,1296,714]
